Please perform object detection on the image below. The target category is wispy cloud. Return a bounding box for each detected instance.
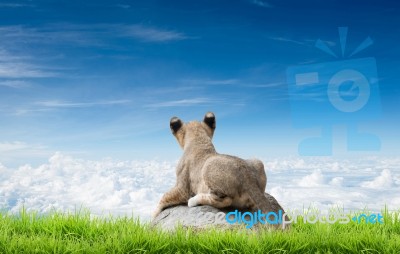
[0,141,50,162]
[12,100,132,116]
[0,141,30,152]
[123,25,187,42]
[35,100,131,108]
[250,0,272,8]
[115,4,131,9]
[14,108,53,116]
[0,80,31,88]
[0,49,58,78]
[145,98,222,108]
[245,81,286,88]
[0,24,186,82]
[268,36,337,49]
[52,23,188,43]
[0,3,35,8]
[0,63,56,78]
[269,36,309,46]
[0,141,50,164]
[181,78,287,89]
[0,23,188,47]
[181,78,238,86]
[0,25,104,47]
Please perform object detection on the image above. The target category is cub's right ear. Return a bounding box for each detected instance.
[170,117,183,133]
[203,112,216,130]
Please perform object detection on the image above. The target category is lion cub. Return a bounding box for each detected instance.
[153,112,273,218]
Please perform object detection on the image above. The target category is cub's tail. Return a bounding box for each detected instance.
[247,184,290,229]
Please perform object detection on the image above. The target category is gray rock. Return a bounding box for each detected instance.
[151,193,288,231]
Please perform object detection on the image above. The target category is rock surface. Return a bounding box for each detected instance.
[151,193,287,231]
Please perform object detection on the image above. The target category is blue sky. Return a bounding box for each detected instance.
[0,0,399,166]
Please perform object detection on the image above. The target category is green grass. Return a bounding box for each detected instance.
[0,208,399,253]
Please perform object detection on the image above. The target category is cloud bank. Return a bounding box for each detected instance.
[0,153,399,220]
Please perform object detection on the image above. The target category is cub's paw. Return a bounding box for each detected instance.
[188,196,199,207]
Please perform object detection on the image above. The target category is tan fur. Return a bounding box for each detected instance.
[153,112,273,218]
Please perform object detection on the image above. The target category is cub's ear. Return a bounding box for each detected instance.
[170,117,183,133]
[203,112,216,130]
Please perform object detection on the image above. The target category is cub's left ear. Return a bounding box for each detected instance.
[203,112,216,130]
[170,117,183,134]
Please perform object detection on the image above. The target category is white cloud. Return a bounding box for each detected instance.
[0,141,30,152]
[245,82,287,88]
[124,25,187,42]
[0,152,176,219]
[1,154,399,221]
[297,169,325,187]
[179,78,290,90]
[0,23,187,80]
[330,177,343,186]
[269,36,308,46]
[0,3,35,8]
[0,23,187,46]
[0,49,57,78]
[0,141,50,163]
[145,98,222,108]
[0,61,57,78]
[0,80,31,88]
[360,169,393,189]
[182,78,239,86]
[14,108,53,116]
[11,100,131,116]
[395,175,400,185]
[250,0,272,8]
[35,100,131,108]
[115,4,130,9]
[266,157,400,213]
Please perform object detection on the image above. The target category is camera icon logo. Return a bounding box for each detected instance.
[287,27,381,156]
[327,68,370,113]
